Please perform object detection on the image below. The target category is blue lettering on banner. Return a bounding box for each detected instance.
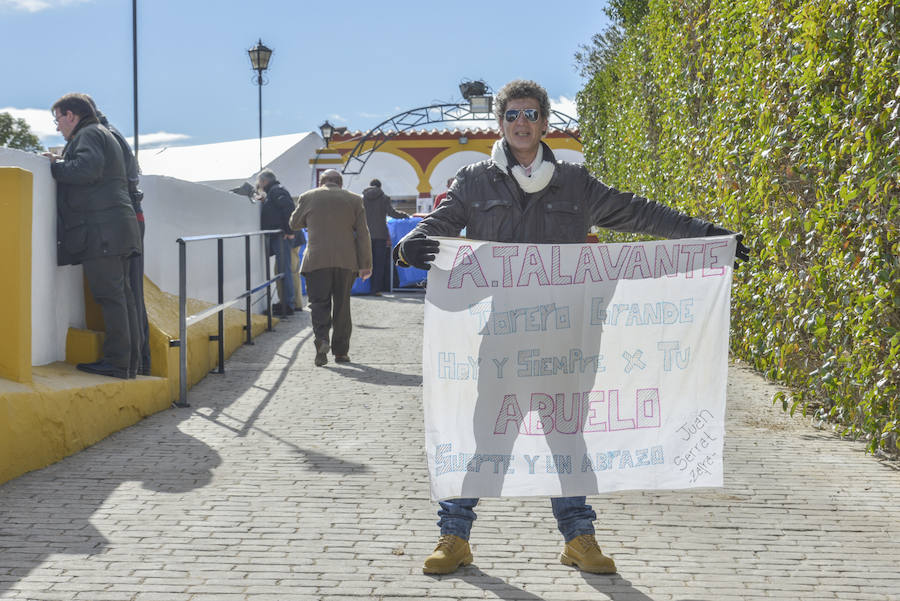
[432,443,665,477]
[433,443,515,476]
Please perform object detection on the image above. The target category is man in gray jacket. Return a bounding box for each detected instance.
[48,93,142,379]
[395,79,749,575]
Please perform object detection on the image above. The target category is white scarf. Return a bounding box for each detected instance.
[491,139,556,194]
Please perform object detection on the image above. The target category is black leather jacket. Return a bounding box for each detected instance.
[260,181,296,235]
[399,142,712,245]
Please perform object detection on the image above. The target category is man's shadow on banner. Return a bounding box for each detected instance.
[429,242,622,498]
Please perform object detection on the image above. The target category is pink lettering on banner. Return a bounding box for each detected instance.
[517,246,550,287]
[702,240,728,277]
[492,389,662,436]
[447,244,487,289]
[446,241,731,289]
[493,245,519,287]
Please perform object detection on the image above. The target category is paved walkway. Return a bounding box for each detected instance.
[1,293,899,601]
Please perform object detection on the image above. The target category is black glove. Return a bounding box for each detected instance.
[707,225,750,264]
[396,232,440,270]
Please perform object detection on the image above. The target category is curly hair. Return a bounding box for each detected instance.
[494,79,551,121]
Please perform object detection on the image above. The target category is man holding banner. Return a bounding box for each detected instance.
[395,79,750,575]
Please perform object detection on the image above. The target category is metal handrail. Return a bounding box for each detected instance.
[173,228,283,407]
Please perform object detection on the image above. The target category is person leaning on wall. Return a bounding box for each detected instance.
[45,92,142,380]
[85,95,151,375]
[256,168,298,318]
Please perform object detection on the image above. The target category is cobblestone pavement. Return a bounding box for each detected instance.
[2,293,899,601]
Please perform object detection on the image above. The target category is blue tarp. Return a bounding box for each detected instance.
[387,217,428,289]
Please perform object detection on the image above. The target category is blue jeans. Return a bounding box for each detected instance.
[271,236,295,308]
[437,496,596,542]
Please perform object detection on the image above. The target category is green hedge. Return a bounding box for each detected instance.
[576,0,899,453]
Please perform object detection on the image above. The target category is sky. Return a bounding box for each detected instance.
[0,0,609,153]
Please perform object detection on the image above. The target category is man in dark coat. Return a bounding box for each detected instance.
[257,169,297,317]
[87,96,151,375]
[361,178,408,295]
[48,93,142,379]
[395,79,750,576]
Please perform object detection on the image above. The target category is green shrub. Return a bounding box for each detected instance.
[577,0,899,453]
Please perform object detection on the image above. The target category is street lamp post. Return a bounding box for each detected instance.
[319,120,334,147]
[248,39,273,172]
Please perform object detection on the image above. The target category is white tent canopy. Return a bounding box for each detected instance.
[139,132,322,197]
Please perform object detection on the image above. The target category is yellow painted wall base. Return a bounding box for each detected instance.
[0,168,32,383]
[65,328,104,365]
[0,276,273,486]
[142,277,272,403]
[0,363,169,484]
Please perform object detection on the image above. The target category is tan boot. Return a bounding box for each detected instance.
[560,534,617,574]
[422,534,473,574]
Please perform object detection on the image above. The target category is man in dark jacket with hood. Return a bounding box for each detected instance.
[395,79,750,576]
[257,169,297,316]
[48,93,142,379]
[86,96,151,375]
[362,179,408,295]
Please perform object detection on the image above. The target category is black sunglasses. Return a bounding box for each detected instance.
[504,108,540,122]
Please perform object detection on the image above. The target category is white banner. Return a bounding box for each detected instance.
[423,236,736,501]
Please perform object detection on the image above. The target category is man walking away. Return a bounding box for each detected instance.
[290,169,372,366]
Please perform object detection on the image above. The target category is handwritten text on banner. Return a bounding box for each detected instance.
[423,236,736,500]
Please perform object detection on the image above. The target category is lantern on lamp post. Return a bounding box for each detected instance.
[319,120,334,147]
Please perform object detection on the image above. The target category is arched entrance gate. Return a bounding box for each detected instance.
[312,102,582,207]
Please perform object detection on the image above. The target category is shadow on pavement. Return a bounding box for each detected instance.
[434,566,658,600]
[430,567,545,600]
[580,573,658,600]
[325,362,422,387]
[292,447,371,474]
[0,408,221,597]
[360,294,425,304]
[0,312,329,596]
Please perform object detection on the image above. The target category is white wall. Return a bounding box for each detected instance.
[0,148,86,367]
[428,150,491,194]
[0,148,270,367]
[342,153,419,197]
[140,176,268,306]
[554,148,585,164]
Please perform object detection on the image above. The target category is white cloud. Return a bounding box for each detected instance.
[0,106,190,151]
[1,106,57,139]
[551,95,579,119]
[127,132,191,149]
[0,0,90,12]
